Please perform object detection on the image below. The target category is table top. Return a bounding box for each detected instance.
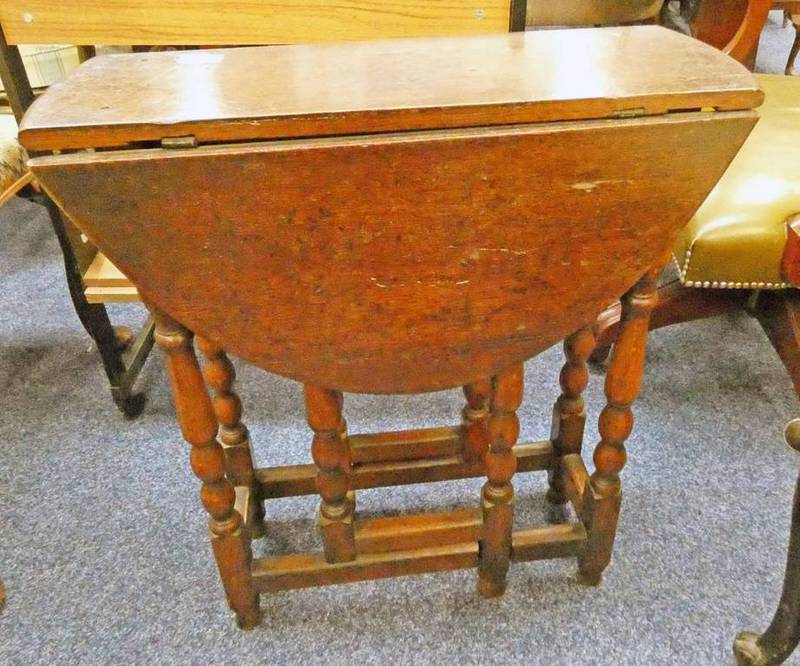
[20,26,761,151]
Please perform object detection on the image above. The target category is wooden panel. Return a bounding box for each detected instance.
[31,112,756,393]
[526,0,662,26]
[84,285,140,303]
[782,215,800,287]
[562,453,589,517]
[349,426,460,464]
[0,0,512,46]
[354,508,482,554]
[510,523,586,562]
[251,542,478,592]
[257,441,554,498]
[18,28,763,151]
[83,252,133,288]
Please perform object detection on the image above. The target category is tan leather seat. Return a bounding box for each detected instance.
[673,74,800,290]
[526,0,662,26]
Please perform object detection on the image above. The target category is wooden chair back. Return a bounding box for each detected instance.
[683,0,773,63]
[526,0,662,27]
[0,0,526,122]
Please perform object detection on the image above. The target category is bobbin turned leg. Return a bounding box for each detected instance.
[462,379,492,463]
[197,337,266,539]
[547,326,595,506]
[578,265,660,586]
[478,364,524,598]
[304,385,356,563]
[153,312,260,629]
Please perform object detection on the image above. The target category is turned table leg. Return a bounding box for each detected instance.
[462,379,492,463]
[547,326,595,506]
[733,419,800,666]
[196,337,266,539]
[478,364,524,597]
[578,265,660,586]
[153,311,260,629]
[305,385,356,563]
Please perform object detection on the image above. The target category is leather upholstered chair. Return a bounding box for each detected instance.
[589,22,800,666]
[593,73,800,409]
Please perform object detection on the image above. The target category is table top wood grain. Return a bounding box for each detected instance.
[20,26,762,151]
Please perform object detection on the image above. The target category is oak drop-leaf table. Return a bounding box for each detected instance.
[19,27,761,628]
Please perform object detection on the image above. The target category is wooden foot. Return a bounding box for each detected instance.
[478,364,523,598]
[732,422,800,666]
[579,263,661,583]
[197,337,266,539]
[590,277,747,365]
[547,327,594,506]
[305,385,356,563]
[152,310,260,627]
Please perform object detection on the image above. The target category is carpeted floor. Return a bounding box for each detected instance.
[2,14,800,666]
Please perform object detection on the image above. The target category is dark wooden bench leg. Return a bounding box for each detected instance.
[734,420,800,666]
[547,326,595,507]
[42,197,154,417]
[578,263,660,585]
[153,310,260,629]
[197,337,266,538]
[478,363,523,597]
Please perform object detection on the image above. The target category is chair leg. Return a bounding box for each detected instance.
[42,197,154,417]
[152,310,260,629]
[197,337,266,539]
[734,420,800,666]
[546,326,595,506]
[757,291,800,397]
[786,15,800,76]
[478,363,523,598]
[590,277,748,365]
[733,292,800,664]
[578,263,660,585]
[305,385,356,563]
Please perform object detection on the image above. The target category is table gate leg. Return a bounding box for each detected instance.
[305,385,356,563]
[478,364,523,597]
[734,419,800,666]
[547,326,595,506]
[197,337,266,538]
[578,264,660,586]
[152,310,260,629]
[462,379,492,463]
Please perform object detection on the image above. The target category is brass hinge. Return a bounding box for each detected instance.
[161,135,198,149]
[611,107,646,119]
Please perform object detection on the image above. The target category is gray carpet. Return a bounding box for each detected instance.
[2,15,800,666]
